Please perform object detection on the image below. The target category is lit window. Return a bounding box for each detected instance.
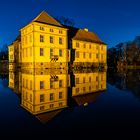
[59,49,63,57]
[40,48,44,56]
[40,35,44,42]
[59,37,63,44]
[50,93,54,101]
[40,81,44,89]
[50,36,54,43]
[40,94,45,102]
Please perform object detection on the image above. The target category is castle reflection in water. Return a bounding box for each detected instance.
[9,68,106,123]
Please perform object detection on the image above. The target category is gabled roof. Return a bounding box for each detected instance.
[65,25,106,45]
[32,11,63,27]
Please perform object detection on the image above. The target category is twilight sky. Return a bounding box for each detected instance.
[0,0,140,48]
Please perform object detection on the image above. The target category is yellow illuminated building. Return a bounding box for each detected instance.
[8,11,107,69]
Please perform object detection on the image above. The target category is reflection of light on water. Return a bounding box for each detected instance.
[84,102,88,107]
[9,68,107,123]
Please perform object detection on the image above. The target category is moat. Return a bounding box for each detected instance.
[0,68,140,138]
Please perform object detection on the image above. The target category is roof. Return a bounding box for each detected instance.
[65,25,106,45]
[73,92,102,106]
[32,11,63,27]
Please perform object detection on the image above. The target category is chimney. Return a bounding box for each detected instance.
[84,28,88,32]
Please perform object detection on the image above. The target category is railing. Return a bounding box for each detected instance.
[50,55,59,61]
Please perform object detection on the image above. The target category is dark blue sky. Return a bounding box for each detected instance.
[0,0,140,48]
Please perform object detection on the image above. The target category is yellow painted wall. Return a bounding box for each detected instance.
[72,40,107,63]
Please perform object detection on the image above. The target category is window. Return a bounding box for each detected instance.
[59,80,63,88]
[40,94,45,102]
[89,44,91,49]
[50,93,54,101]
[101,46,104,50]
[101,54,103,60]
[59,49,63,57]
[50,36,54,43]
[59,102,63,107]
[50,48,53,58]
[76,78,79,84]
[76,42,79,47]
[89,77,91,82]
[30,48,32,56]
[40,48,44,56]
[89,53,92,59]
[83,44,86,48]
[50,104,54,108]
[59,37,63,44]
[40,81,44,89]
[83,87,86,92]
[83,77,85,83]
[59,30,63,34]
[40,106,45,110]
[30,34,32,42]
[30,80,32,90]
[40,27,44,31]
[83,52,86,58]
[76,51,79,58]
[96,76,98,81]
[25,36,27,44]
[26,48,28,57]
[40,35,44,42]
[89,86,91,91]
[30,94,32,102]
[50,29,54,32]
[26,79,28,89]
[96,46,98,50]
[96,54,99,59]
[50,80,54,88]
[76,88,79,94]
[23,78,25,87]
[59,92,63,99]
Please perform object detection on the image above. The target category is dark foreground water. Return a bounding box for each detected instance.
[1,69,140,139]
